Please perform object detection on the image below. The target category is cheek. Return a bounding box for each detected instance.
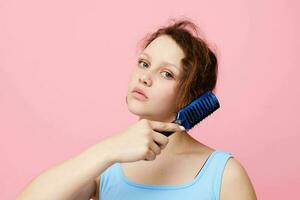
[127,71,139,89]
[152,85,177,104]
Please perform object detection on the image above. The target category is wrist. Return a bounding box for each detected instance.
[95,137,119,165]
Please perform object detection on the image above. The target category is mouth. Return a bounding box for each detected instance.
[131,87,148,100]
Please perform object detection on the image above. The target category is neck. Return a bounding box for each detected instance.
[138,113,176,123]
[163,131,186,152]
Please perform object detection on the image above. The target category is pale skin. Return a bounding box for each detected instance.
[122,35,257,199]
[16,35,257,200]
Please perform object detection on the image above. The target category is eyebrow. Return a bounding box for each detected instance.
[140,52,180,70]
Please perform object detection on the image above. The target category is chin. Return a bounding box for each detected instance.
[128,106,174,122]
[127,99,148,116]
[126,95,175,122]
[127,102,158,120]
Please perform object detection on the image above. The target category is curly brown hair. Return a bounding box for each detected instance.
[137,18,219,113]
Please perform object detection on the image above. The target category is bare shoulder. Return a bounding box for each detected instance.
[220,157,257,200]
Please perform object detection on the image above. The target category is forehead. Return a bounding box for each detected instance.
[141,35,185,67]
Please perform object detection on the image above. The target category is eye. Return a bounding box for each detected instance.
[138,59,174,80]
[138,60,149,68]
[161,71,174,79]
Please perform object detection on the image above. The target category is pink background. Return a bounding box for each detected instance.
[1,0,299,199]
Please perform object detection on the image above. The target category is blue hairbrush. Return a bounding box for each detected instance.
[158,91,220,137]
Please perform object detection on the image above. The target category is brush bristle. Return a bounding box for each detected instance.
[175,91,220,130]
[158,91,220,137]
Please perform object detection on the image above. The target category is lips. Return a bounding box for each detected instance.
[132,87,148,98]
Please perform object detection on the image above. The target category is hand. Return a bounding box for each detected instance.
[108,119,185,163]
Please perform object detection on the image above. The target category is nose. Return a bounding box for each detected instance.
[139,72,152,86]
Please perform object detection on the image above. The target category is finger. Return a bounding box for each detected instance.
[145,149,156,161]
[149,120,185,132]
[149,141,162,155]
[152,131,169,147]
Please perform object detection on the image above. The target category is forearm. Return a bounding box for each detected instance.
[16,138,116,200]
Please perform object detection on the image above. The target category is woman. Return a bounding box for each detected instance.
[16,19,257,200]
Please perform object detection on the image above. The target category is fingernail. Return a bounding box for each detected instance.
[179,126,185,131]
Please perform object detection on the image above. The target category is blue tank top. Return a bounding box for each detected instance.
[99,149,233,200]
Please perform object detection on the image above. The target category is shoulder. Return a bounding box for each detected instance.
[94,176,100,199]
[220,157,257,200]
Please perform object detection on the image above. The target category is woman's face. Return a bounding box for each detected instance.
[127,35,185,122]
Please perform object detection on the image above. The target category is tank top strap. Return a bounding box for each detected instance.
[206,150,234,200]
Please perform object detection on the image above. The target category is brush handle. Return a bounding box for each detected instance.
[158,131,175,137]
[154,119,182,149]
